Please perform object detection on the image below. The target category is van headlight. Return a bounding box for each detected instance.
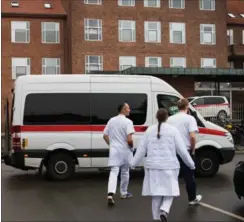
[225,132,234,144]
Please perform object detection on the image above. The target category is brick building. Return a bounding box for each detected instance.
[227,0,244,69]
[0,0,238,125]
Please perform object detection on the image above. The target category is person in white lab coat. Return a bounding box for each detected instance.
[103,103,135,206]
[131,108,195,222]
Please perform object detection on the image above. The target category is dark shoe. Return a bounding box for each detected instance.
[160,211,168,222]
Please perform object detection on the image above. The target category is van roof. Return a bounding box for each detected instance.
[15,74,180,95]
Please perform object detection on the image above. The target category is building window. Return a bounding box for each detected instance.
[42,58,60,74]
[119,20,136,42]
[200,0,215,10]
[144,0,160,7]
[200,24,216,45]
[144,21,161,43]
[85,55,103,73]
[145,57,162,67]
[119,56,136,70]
[170,57,186,68]
[84,0,102,4]
[12,58,30,79]
[242,30,244,44]
[84,19,102,41]
[169,0,185,9]
[42,22,60,43]
[201,58,216,68]
[11,21,30,43]
[227,29,234,45]
[170,22,185,44]
[118,0,135,6]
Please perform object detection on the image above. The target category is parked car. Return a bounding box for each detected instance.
[233,161,244,199]
[187,96,230,121]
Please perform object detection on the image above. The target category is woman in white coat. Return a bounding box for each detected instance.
[131,108,195,222]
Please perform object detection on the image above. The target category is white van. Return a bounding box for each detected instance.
[3,74,235,180]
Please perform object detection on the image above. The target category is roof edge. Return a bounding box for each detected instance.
[1,12,67,19]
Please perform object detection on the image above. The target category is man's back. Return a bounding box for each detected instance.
[104,115,134,149]
[167,112,198,149]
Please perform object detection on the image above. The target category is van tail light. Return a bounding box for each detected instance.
[11,125,21,151]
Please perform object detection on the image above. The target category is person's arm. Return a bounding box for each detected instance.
[175,129,195,170]
[103,121,110,146]
[126,121,135,148]
[189,117,199,154]
[131,133,147,167]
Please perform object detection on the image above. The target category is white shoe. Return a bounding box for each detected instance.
[189,195,202,205]
[107,195,115,206]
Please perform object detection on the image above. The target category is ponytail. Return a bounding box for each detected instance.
[157,121,162,139]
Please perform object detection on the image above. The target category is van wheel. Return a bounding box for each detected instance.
[217,110,227,121]
[195,150,219,177]
[46,153,75,181]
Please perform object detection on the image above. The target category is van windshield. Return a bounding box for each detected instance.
[157,94,205,127]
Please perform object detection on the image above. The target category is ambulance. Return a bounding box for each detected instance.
[2,74,235,180]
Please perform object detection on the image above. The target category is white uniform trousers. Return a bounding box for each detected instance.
[152,196,174,220]
[108,165,130,196]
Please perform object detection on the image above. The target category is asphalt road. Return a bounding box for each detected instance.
[2,154,244,222]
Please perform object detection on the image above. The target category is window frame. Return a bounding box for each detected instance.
[84,0,102,4]
[170,57,186,68]
[85,55,103,73]
[119,56,136,71]
[144,0,160,8]
[118,20,136,42]
[200,24,216,45]
[227,29,234,45]
[42,58,61,75]
[169,22,186,44]
[11,57,31,79]
[84,19,103,41]
[118,0,135,6]
[144,21,161,43]
[145,57,162,67]
[169,0,185,9]
[200,0,215,11]
[11,21,30,43]
[41,22,60,44]
[201,58,216,68]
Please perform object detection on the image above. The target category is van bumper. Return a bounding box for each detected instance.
[219,147,235,164]
[3,151,31,170]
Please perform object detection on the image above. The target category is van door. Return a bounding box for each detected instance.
[90,82,152,167]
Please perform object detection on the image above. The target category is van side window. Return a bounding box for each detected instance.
[91,93,147,125]
[193,98,204,105]
[157,94,179,116]
[24,93,91,125]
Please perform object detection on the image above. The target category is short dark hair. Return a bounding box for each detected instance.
[177,98,189,110]
[118,103,126,113]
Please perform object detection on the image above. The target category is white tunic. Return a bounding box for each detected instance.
[167,112,199,150]
[132,123,195,196]
[103,114,135,167]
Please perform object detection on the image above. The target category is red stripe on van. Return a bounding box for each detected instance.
[198,128,226,136]
[20,125,148,133]
[20,125,225,136]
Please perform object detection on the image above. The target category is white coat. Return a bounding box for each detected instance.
[132,123,195,196]
[103,114,135,167]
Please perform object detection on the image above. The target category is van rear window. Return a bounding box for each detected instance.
[23,93,147,125]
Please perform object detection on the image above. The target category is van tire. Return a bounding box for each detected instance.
[195,150,220,177]
[46,153,75,181]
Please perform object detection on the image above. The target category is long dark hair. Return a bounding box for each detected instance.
[156,108,168,139]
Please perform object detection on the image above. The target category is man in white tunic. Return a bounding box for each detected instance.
[167,98,202,205]
[131,108,195,222]
[103,103,135,206]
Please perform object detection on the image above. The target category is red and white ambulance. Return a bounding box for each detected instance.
[3,75,235,180]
